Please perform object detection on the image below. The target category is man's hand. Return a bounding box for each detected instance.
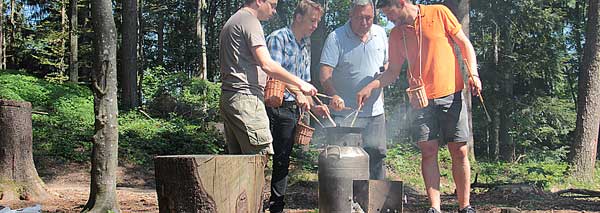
[312,104,330,117]
[356,85,374,108]
[299,81,317,96]
[295,93,311,111]
[468,76,482,96]
[329,95,346,111]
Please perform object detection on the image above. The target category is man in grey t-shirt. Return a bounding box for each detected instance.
[219,0,317,155]
[320,0,389,179]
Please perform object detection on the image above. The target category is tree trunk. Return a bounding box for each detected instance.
[61,0,68,75]
[0,1,4,70]
[8,0,16,67]
[499,22,515,162]
[120,0,139,110]
[137,0,144,104]
[157,17,164,66]
[155,156,217,212]
[0,100,49,201]
[570,0,600,181]
[197,0,207,80]
[83,0,120,212]
[446,0,474,159]
[489,108,500,160]
[310,0,328,90]
[488,19,500,161]
[69,0,79,83]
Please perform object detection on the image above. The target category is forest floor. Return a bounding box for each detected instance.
[1,158,599,213]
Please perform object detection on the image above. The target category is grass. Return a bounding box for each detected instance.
[385,142,600,194]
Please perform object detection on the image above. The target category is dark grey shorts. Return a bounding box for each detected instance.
[410,91,470,144]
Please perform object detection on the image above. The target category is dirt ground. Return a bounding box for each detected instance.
[1,159,599,213]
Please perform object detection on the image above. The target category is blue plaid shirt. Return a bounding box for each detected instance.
[266,27,311,101]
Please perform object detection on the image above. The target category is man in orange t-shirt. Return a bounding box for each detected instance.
[356,0,481,213]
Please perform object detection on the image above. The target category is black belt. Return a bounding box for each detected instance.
[280,101,297,109]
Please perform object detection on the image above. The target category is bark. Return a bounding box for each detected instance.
[83,0,120,212]
[10,0,14,29]
[197,0,207,79]
[489,19,500,161]
[0,1,4,70]
[446,0,474,159]
[8,0,15,66]
[120,0,139,110]
[499,21,515,162]
[0,100,49,201]
[157,18,164,65]
[155,156,217,212]
[69,0,79,83]
[137,0,144,104]
[310,0,328,90]
[570,0,600,181]
[206,0,219,80]
[154,155,266,212]
[489,108,500,160]
[61,0,68,75]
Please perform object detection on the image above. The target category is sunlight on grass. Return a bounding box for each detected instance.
[386,143,461,194]
[385,143,600,194]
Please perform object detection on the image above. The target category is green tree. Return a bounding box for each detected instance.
[120,0,139,110]
[82,0,120,211]
[569,0,600,181]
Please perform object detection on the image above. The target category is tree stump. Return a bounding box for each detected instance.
[0,100,49,201]
[154,155,266,213]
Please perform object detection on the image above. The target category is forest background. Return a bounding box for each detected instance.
[0,0,599,211]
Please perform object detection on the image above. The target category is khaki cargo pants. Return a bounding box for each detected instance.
[220,91,274,155]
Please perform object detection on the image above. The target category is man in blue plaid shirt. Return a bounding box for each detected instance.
[265,0,328,212]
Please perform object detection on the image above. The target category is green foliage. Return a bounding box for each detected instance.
[469,0,582,162]
[142,65,222,122]
[386,143,424,188]
[386,143,598,193]
[478,161,570,189]
[119,112,225,165]
[291,145,320,172]
[28,29,68,76]
[1,71,94,161]
[511,97,576,161]
[386,143,468,193]
[0,71,224,164]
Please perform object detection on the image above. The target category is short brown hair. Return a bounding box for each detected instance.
[293,0,324,17]
[376,0,404,8]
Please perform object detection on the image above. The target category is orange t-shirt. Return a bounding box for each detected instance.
[389,4,464,99]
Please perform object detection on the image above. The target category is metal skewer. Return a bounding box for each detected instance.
[285,88,335,127]
[306,111,325,128]
[316,93,333,99]
[350,104,362,127]
[313,95,337,127]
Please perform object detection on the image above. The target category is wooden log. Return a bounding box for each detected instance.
[154,155,266,213]
[555,188,600,197]
[352,180,404,213]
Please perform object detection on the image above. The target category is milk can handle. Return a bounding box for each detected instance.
[324,145,343,159]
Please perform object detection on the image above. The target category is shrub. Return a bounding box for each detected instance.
[142,66,221,123]
[1,71,225,164]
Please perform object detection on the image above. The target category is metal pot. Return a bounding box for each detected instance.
[324,126,364,147]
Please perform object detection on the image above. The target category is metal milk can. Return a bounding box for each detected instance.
[318,127,369,213]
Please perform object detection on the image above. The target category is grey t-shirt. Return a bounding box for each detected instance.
[321,22,388,117]
[219,9,267,96]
